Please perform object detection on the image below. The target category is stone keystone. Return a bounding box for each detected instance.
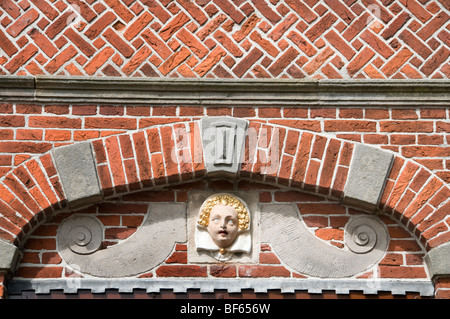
[200,116,248,177]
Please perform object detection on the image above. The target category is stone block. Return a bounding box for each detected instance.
[52,141,102,208]
[0,240,19,272]
[343,144,394,212]
[200,116,248,177]
[425,242,450,278]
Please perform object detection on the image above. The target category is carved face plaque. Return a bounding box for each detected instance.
[208,204,239,248]
[196,193,251,261]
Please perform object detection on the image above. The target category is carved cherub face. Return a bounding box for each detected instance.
[198,194,250,252]
[207,204,239,248]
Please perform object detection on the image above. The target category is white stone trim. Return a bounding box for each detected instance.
[7,278,435,296]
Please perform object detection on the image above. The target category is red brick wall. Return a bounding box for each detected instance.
[435,277,450,298]
[0,0,449,78]
[0,105,448,187]
[0,272,6,298]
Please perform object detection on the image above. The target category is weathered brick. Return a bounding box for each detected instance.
[140,0,170,23]
[290,132,314,185]
[210,265,237,277]
[85,117,136,130]
[232,47,263,77]
[285,0,317,23]
[45,11,74,39]
[29,116,81,129]
[268,13,298,41]
[0,0,21,19]
[347,47,375,76]
[324,0,355,23]
[382,12,411,40]
[15,266,63,278]
[156,265,207,277]
[103,28,134,58]
[63,28,96,57]
[232,14,260,42]
[29,0,59,20]
[324,120,377,132]
[324,30,355,60]
[239,265,290,277]
[421,47,450,76]
[0,30,18,57]
[379,266,427,278]
[45,45,78,74]
[7,9,39,37]
[178,0,208,25]
[84,11,116,39]
[159,12,190,41]
[303,47,334,75]
[215,30,244,57]
[177,28,209,58]
[214,0,245,23]
[4,44,38,73]
[305,12,337,42]
[193,46,226,76]
[141,29,172,60]
[380,121,433,133]
[268,47,299,76]
[360,30,394,59]
[252,0,281,23]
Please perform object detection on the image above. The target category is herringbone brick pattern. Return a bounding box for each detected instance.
[0,0,449,79]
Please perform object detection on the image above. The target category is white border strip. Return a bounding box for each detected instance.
[8,278,435,296]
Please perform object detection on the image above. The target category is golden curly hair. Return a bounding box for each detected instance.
[198,194,250,231]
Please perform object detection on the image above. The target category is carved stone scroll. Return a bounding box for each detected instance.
[57,203,186,277]
[58,215,103,255]
[261,204,389,278]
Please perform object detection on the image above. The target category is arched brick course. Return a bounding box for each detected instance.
[0,119,448,253]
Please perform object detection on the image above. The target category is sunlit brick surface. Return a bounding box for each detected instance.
[0,0,449,78]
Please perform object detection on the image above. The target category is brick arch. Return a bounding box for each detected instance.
[0,119,448,252]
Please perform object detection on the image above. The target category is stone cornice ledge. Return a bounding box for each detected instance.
[8,278,435,296]
[0,76,449,107]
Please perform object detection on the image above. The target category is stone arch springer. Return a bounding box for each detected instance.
[0,116,448,283]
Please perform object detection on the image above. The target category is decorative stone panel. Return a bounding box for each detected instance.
[57,203,187,278]
[261,203,389,278]
[187,191,260,264]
